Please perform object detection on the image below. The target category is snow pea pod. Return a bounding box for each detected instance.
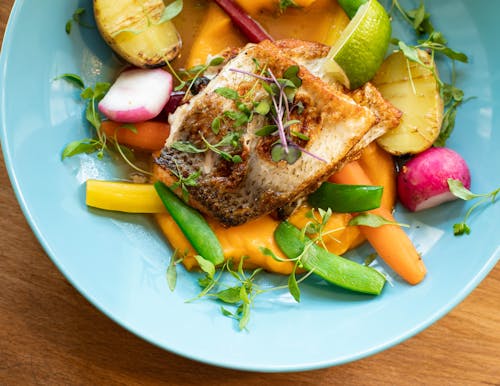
[274,221,386,295]
[308,182,383,213]
[154,181,224,266]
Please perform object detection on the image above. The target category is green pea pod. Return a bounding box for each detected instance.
[274,222,385,295]
[308,182,383,213]
[154,181,224,266]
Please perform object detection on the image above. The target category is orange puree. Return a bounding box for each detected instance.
[174,0,349,68]
[156,143,396,274]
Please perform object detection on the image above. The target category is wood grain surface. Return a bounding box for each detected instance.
[1,1,499,385]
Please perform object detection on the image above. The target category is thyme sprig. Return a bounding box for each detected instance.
[391,0,469,146]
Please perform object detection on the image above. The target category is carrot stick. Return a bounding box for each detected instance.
[101,120,170,152]
[212,0,274,43]
[330,161,427,285]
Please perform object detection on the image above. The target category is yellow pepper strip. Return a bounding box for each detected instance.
[85,180,166,213]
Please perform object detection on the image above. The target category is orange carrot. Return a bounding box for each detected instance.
[101,120,170,152]
[329,161,426,285]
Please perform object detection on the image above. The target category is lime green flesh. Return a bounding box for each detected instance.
[324,0,391,89]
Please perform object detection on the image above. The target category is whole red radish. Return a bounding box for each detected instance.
[98,68,172,123]
[397,147,471,211]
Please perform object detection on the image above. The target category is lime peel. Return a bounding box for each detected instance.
[323,0,391,90]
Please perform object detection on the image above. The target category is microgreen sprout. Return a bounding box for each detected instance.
[170,161,201,202]
[227,64,325,164]
[166,56,224,100]
[57,73,150,175]
[181,255,308,330]
[448,179,500,235]
[65,7,94,34]
[171,131,243,164]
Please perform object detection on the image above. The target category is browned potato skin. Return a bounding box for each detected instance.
[93,0,182,68]
[372,50,444,155]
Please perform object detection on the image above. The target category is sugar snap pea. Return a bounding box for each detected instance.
[154,181,224,265]
[308,182,383,213]
[274,221,386,295]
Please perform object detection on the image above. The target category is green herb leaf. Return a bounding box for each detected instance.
[166,252,178,291]
[283,65,302,88]
[65,21,72,34]
[398,41,424,65]
[119,123,138,133]
[259,247,288,262]
[211,116,222,134]
[349,213,409,228]
[271,143,301,164]
[171,141,206,153]
[255,125,277,136]
[279,0,298,12]
[194,255,216,279]
[56,73,85,89]
[220,306,236,318]
[447,179,477,200]
[157,0,183,24]
[453,222,471,236]
[209,56,225,66]
[254,100,271,115]
[288,268,301,302]
[239,303,251,330]
[216,287,242,304]
[215,87,240,101]
[61,139,99,159]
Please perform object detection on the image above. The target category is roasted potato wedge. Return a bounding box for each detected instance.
[372,49,443,155]
[94,0,182,68]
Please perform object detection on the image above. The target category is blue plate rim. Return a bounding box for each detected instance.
[1,0,499,372]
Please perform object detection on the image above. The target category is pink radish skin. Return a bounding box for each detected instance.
[98,68,172,123]
[397,147,471,212]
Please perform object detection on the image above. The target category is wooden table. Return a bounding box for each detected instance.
[1,1,499,384]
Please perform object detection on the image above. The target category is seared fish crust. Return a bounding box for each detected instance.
[154,40,400,226]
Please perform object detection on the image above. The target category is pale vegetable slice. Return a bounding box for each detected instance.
[372,49,444,155]
[94,0,182,68]
[98,68,173,122]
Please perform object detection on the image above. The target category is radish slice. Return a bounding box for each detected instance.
[98,68,173,123]
[397,147,471,212]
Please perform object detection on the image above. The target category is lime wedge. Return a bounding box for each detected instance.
[323,0,391,89]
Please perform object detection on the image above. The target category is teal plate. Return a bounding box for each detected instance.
[1,0,499,372]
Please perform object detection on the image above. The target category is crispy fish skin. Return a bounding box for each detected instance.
[154,40,378,226]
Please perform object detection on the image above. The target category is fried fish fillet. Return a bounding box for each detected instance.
[154,40,399,226]
[273,39,402,156]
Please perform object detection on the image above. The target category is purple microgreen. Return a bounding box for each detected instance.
[288,143,327,163]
